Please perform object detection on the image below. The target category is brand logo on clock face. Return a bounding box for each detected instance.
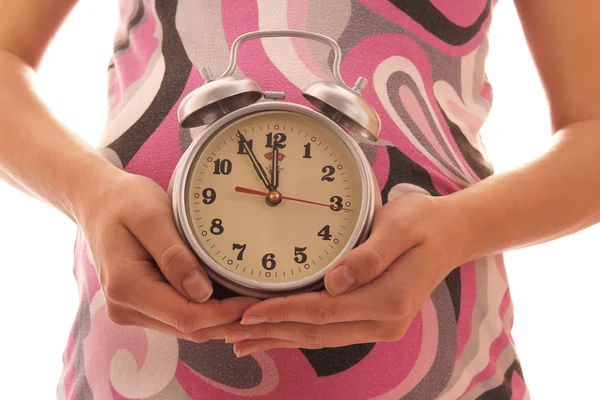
[264,152,285,175]
[263,152,286,162]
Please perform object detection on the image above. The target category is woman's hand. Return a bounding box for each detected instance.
[73,168,260,343]
[222,192,464,357]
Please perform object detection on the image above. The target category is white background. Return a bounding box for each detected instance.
[0,1,598,399]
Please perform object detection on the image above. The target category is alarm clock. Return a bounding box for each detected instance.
[169,30,382,298]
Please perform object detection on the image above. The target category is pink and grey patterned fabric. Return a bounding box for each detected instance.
[57,1,529,399]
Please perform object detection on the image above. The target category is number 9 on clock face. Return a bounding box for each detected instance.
[171,103,378,298]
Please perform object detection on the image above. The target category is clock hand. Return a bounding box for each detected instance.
[234,186,353,212]
[271,146,279,190]
[237,131,273,191]
[234,186,269,197]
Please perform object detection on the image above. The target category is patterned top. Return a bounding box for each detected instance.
[57,1,529,399]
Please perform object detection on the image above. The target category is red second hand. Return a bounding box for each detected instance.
[234,186,353,212]
[234,186,268,196]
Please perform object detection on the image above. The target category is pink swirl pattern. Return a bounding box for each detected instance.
[56,1,527,399]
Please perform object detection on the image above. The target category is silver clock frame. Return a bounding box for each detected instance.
[169,101,381,298]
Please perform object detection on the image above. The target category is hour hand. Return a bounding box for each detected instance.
[237,131,272,191]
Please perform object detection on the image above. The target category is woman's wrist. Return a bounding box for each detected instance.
[62,153,125,226]
[0,54,121,224]
[425,193,479,270]
[438,119,600,264]
[436,188,492,265]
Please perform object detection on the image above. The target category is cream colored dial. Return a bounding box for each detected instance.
[185,110,363,285]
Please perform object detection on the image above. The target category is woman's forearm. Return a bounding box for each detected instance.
[0,50,121,223]
[448,119,600,262]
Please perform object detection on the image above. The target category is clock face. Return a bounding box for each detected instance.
[183,110,365,289]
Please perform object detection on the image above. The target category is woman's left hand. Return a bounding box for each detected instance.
[223,192,467,358]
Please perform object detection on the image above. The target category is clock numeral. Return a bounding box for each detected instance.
[237,138,253,155]
[294,247,308,264]
[317,225,332,241]
[210,219,224,235]
[322,166,335,182]
[303,143,312,159]
[330,196,343,211]
[213,159,232,175]
[202,188,216,204]
[232,243,246,261]
[266,132,287,149]
[262,253,276,270]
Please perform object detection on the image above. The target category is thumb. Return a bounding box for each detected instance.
[324,215,419,296]
[130,209,214,303]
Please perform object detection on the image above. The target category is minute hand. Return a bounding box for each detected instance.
[271,146,279,190]
[238,131,272,190]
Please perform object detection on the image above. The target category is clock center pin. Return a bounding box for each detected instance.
[267,190,283,206]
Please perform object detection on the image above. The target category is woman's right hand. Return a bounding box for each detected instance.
[1,0,261,344]
[72,166,261,342]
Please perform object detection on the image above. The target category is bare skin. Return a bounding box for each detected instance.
[1,0,599,356]
[0,0,260,343]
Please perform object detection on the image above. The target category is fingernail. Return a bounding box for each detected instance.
[226,329,251,344]
[325,265,355,295]
[182,270,213,302]
[241,314,267,325]
[235,344,260,358]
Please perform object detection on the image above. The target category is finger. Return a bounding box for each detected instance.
[232,320,398,357]
[233,339,300,358]
[240,285,391,325]
[226,320,390,351]
[324,198,423,296]
[102,222,261,331]
[241,245,437,326]
[131,278,260,332]
[106,302,230,342]
[127,200,214,303]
